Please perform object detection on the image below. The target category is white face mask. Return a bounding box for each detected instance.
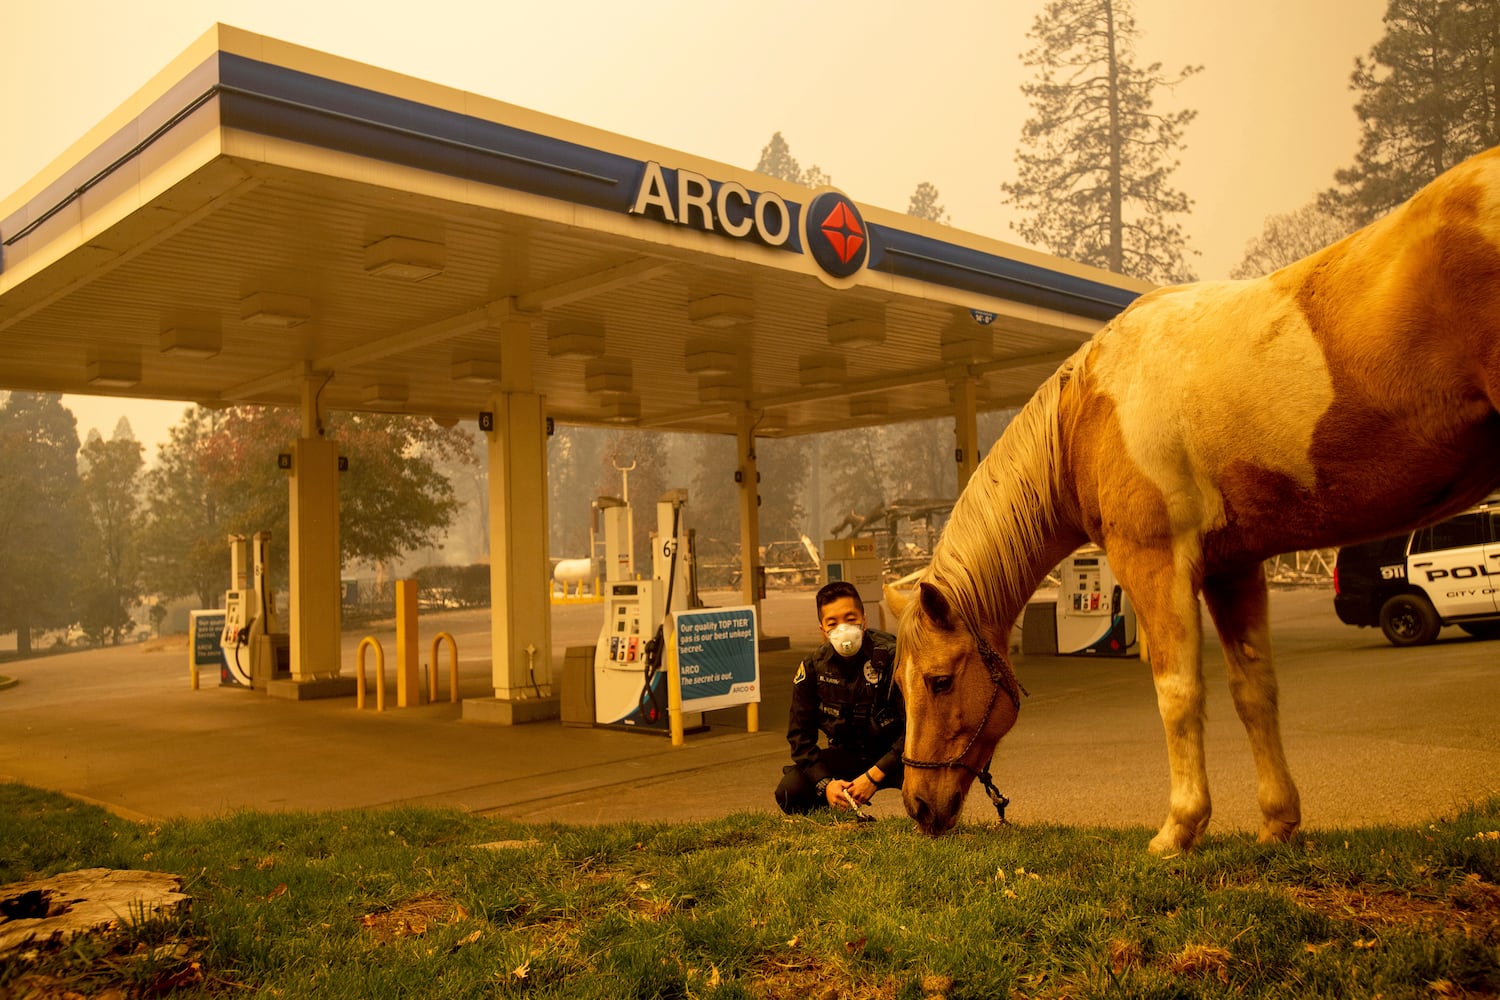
[827,623,864,658]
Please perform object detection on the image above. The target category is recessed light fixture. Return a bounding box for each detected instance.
[240,292,312,328]
[361,383,409,410]
[798,354,847,387]
[600,394,641,423]
[159,327,221,359]
[585,356,633,394]
[363,236,446,281]
[827,317,885,348]
[684,336,738,375]
[757,412,788,433]
[547,321,606,359]
[85,359,141,388]
[451,358,502,383]
[940,324,991,363]
[696,373,745,403]
[688,294,754,328]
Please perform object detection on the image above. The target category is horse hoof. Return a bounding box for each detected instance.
[1258,818,1300,844]
[1148,825,1199,854]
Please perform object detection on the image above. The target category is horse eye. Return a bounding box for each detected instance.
[927,675,953,695]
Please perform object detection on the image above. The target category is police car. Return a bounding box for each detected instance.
[1333,495,1500,646]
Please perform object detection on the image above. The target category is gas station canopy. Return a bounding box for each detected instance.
[0,25,1149,438]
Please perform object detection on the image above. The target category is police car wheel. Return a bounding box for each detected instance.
[1379,594,1440,647]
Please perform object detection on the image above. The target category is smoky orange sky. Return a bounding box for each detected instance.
[1,0,1388,449]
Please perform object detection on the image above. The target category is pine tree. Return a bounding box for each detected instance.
[0,393,83,655]
[755,131,802,183]
[1322,0,1500,224]
[754,132,834,188]
[907,182,951,224]
[1001,0,1199,283]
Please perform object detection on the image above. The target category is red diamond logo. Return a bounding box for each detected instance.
[820,201,865,265]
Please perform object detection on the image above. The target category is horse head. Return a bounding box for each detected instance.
[889,581,1022,835]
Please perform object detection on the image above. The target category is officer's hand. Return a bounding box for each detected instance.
[826,779,852,810]
[849,773,879,805]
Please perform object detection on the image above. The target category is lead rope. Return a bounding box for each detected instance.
[970,633,1023,824]
[975,763,1010,823]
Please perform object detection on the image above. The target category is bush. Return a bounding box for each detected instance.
[413,563,490,609]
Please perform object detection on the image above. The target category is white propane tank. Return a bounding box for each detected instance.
[553,557,593,587]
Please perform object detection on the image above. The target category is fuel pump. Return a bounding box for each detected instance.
[220,532,292,687]
[593,489,702,731]
[1055,545,1137,656]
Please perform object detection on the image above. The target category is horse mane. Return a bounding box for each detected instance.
[900,344,1088,651]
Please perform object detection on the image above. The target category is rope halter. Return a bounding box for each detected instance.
[900,626,1026,823]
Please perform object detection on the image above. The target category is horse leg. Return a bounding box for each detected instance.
[1202,563,1301,843]
[1113,544,1212,853]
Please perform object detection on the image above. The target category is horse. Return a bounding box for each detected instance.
[891,145,1500,853]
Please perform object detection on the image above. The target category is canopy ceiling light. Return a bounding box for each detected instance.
[547,320,606,359]
[240,292,312,328]
[585,356,633,394]
[683,336,738,375]
[361,383,409,410]
[940,324,993,364]
[688,294,754,328]
[363,236,446,281]
[600,394,641,423]
[158,327,221,359]
[85,359,141,389]
[696,372,745,404]
[827,317,885,349]
[756,411,788,434]
[798,354,846,387]
[450,358,502,383]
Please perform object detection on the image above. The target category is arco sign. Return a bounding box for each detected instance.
[629,161,868,284]
[630,161,793,248]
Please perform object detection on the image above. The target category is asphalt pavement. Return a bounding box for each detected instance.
[2,586,1497,842]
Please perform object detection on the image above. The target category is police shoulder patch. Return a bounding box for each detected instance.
[794,662,807,684]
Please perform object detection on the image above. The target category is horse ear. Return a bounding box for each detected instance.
[883,584,910,617]
[917,582,955,625]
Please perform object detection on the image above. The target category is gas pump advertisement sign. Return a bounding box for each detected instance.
[674,606,760,713]
[189,610,233,686]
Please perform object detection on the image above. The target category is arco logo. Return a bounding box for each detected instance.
[805,191,867,279]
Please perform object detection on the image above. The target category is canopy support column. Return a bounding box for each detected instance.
[464,318,557,724]
[951,374,980,490]
[284,372,343,688]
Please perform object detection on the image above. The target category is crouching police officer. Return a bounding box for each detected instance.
[775,580,905,815]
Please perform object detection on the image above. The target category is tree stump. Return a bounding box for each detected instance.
[0,868,190,955]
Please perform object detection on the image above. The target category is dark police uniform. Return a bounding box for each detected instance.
[775,628,905,814]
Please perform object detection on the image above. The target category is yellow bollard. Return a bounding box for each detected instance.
[356,636,386,712]
[667,625,685,747]
[395,579,421,707]
[429,631,458,704]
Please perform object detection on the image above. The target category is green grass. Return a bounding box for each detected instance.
[2,784,1498,998]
